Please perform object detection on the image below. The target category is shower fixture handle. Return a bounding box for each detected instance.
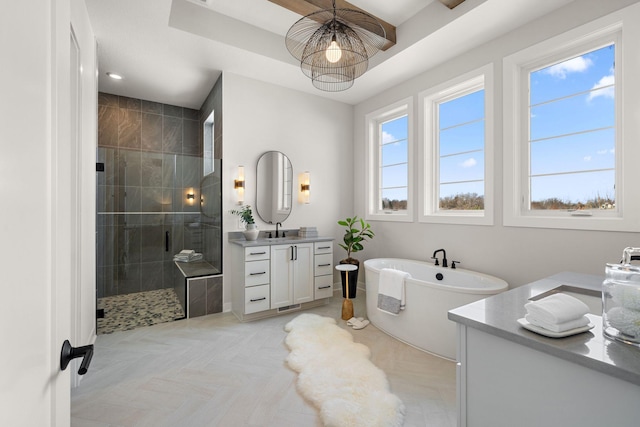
[60,340,94,375]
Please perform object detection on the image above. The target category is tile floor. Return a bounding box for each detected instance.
[97,289,185,334]
[72,291,457,426]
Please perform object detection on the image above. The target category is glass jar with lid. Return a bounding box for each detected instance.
[603,247,640,347]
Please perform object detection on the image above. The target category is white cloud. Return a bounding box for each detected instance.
[588,74,615,101]
[382,131,395,144]
[544,56,593,79]
[460,158,477,168]
[584,156,592,161]
[597,148,615,155]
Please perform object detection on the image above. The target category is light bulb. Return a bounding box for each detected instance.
[325,40,342,63]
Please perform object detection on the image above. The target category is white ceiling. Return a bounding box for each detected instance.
[85,0,574,109]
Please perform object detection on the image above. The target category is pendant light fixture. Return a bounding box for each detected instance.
[285,0,386,92]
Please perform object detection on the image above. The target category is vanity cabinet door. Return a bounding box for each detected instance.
[270,243,314,308]
[270,245,294,309]
[293,243,313,305]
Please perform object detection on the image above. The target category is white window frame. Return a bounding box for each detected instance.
[503,5,640,232]
[203,111,214,175]
[365,97,414,223]
[419,64,494,225]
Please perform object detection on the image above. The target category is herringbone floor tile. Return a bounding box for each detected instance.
[71,292,456,426]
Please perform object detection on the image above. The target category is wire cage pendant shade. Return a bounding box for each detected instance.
[285,2,386,92]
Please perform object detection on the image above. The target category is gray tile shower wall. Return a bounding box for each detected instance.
[98,92,202,155]
[96,92,219,299]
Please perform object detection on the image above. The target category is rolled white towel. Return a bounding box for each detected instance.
[524,293,589,324]
[606,307,640,339]
[525,314,590,333]
[610,284,640,311]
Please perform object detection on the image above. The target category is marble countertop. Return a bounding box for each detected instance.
[229,234,334,247]
[449,271,640,386]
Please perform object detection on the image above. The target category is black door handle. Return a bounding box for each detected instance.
[165,231,170,252]
[60,340,94,375]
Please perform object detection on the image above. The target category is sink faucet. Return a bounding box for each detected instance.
[432,249,447,268]
[275,222,282,238]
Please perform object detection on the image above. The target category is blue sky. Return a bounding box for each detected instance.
[380,43,616,207]
[381,116,408,202]
[529,44,615,204]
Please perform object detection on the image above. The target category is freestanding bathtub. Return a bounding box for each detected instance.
[364,258,508,360]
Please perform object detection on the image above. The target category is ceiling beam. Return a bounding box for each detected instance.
[268,0,396,50]
[438,0,466,9]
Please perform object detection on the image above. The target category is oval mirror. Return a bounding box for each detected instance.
[256,151,292,224]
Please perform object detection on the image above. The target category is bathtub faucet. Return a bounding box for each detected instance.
[431,249,448,268]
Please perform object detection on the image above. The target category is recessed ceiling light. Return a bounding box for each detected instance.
[106,72,122,80]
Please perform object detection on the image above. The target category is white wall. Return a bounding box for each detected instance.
[222,73,354,307]
[353,0,640,288]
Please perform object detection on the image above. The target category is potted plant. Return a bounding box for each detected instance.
[337,215,374,298]
[231,205,259,241]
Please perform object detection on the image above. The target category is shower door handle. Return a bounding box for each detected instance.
[60,340,93,375]
[165,231,170,252]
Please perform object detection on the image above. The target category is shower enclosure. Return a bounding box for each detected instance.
[96,93,222,334]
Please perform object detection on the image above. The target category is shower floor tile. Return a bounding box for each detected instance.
[97,288,185,334]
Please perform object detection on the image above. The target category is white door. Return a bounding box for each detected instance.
[70,0,98,387]
[0,0,96,425]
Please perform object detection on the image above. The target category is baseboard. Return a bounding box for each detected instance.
[223,302,232,313]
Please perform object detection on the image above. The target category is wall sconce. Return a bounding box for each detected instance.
[234,165,245,205]
[299,171,310,204]
[186,189,195,205]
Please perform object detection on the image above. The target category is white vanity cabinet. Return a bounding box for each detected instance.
[270,243,314,308]
[231,245,271,320]
[313,242,333,299]
[230,236,334,322]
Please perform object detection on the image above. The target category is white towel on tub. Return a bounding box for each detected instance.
[377,268,411,315]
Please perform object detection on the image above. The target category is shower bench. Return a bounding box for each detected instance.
[174,260,222,318]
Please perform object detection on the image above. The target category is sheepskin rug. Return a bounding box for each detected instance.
[284,313,405,427]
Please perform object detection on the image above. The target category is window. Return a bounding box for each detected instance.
[502,12,639,231]
[420,65,494,225]
[528,44,615,212]
[366,98,413,222]
[203,111,214,175]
